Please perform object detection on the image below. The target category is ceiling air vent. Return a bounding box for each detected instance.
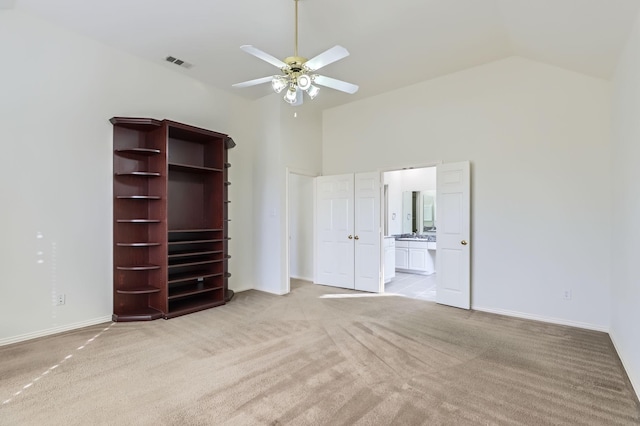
[165,56,193,69]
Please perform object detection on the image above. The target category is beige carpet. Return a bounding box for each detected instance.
[1,280,639,425]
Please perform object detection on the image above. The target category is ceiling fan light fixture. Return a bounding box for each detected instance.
[297,74,312,90]
[272,76,288,93]
[306,84,320,100]
[284,86,298,104]
[233,0,357,104]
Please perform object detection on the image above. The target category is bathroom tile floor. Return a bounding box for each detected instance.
[384,271,437,301]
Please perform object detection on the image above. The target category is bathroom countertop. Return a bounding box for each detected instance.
[395,234,436,242]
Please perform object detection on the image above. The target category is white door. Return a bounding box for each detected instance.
[315,174,354,289]
[354,172,381,292]
[436,161,471,309]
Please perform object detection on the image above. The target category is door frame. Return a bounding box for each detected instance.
[378,161,443,292]
[285,167,319,295]
[288,160,468,299]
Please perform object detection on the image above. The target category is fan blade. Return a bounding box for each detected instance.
[232,76,273,88]
[240,45,287,69]
[313,75,359,94]
[293,87,304,106]
[304,46,350,71]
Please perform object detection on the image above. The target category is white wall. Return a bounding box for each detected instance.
[281,107,322,291]
[0,10,256,343]
[288,173,314,281]
[400,168,436,192]
[324,56,612,330]
[251,98,323,295]
[610,7,640,399]
[251,96,284,295]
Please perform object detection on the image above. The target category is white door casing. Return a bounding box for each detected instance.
[354,172,381,292]
[315,174,355,289]
[436,161,471,309]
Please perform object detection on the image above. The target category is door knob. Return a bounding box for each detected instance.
[348,235,353,239]
[461,240,468,245]
[354,235,360,240]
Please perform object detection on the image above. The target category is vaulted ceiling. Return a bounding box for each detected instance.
[10,0,640,109]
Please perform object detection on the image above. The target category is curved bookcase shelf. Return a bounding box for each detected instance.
[116,286,161,295]
[116,242,161,247]
[116,264,161,271]
[116,195,161,200]
[115,171,161,177]
[113,307,164,322]
[110,116,162,129]
[116,219,161,223]
[115,148,161,155]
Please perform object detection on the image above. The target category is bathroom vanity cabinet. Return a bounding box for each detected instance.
[395,240,436,274]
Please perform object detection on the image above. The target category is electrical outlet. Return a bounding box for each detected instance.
[563,289,572,300]
[56,294,66,306]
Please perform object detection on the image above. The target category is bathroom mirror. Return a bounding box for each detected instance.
[422,190,436,231]
[402,190,436,234]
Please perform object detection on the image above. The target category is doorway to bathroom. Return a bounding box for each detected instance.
[383,161,470,309]
[382,166,438,301]
[290,161,470,309]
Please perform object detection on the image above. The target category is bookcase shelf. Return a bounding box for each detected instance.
[116,242,161,247]
[115,171,161,177]
[111,116,233,321]
[116,195,161,200]
[116,286,162,295]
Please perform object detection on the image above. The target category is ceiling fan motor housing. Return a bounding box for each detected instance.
[284,56,308,72]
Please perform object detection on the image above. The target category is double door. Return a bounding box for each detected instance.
[315,172,381,293]
[314,162,471,310]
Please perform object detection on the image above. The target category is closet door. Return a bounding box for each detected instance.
[315,174,355,289]
[354,172,381,292]
[315,172,381,292]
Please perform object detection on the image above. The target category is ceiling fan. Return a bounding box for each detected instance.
[232,0,358,106]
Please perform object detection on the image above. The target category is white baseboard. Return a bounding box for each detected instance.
[290,275,313,282]
[0,316,113,347]
[472,305,609,333]
[609,332,640,401]
[229,285,253,293]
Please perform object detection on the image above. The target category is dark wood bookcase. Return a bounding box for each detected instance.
[111,117,233,321]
